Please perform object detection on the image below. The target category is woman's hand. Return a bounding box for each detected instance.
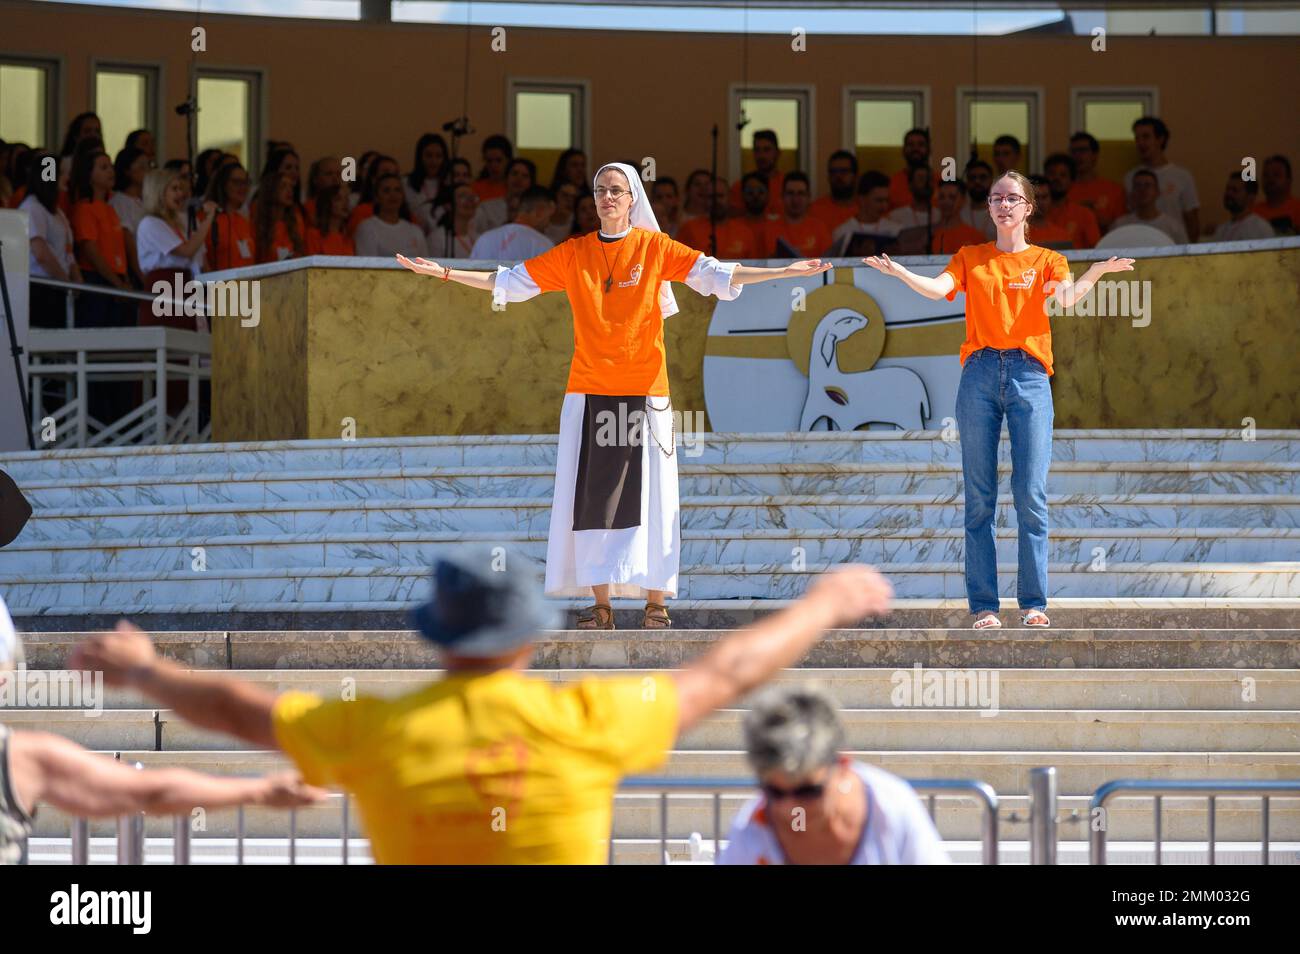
[862,253,906,278]
[396,253,447,277]
[784,259,832,277]
[1090,256,1136,276]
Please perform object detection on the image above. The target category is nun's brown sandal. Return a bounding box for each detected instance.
[643,603,672,629]
[576,603,615,630]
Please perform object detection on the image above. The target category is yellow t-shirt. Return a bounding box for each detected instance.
[272,670,679,864]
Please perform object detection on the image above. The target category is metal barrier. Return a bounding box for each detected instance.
[617,776,1001,865]
[1089,779,1300,865]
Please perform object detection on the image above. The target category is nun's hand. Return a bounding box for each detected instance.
[396,254,448,278]
[785,259,833,277]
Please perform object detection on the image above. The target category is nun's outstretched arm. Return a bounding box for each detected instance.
[730,259,833,285]
[395,254,496,292]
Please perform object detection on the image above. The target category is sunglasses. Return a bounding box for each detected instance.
[762,780,827,801]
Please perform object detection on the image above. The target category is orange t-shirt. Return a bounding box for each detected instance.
[1047,202,1101,249]
[7,185,26,209]
[942,242,1070,376]
[889,167,937,211]
[258,219,302,263]
[767,216,833,257]
[1253,196,1300,232]
[1025,218,1073,248]
[729,171,784,216]
[306,228,356,256]
[206,210,256,270]
[472,179,507,202]
[521,229,702,397]
[71,198,127,275]
[1069,177,1126,228]
[809,196,858,233]
[931,223,988,255]
[675,217,757,258]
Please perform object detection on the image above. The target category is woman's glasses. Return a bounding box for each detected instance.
[988,193,1029,208]
[593,187,631,199]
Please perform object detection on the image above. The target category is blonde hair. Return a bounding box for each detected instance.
[142,168,187,227]
[992,169,1036,240]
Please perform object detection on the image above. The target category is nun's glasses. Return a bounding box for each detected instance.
[593,187,632,199]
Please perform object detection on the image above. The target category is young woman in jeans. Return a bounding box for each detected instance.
[864,170,1135,629]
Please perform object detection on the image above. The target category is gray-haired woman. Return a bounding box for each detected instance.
[719,684,950,864]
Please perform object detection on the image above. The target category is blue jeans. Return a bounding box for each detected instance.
[955,347,1053,615]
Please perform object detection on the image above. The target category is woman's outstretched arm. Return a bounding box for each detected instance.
[861,254,954,300]
[395,254,495,292]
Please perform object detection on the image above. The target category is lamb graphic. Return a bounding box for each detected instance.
[799,308,931,431]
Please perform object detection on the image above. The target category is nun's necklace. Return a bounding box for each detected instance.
[598,225,631,294]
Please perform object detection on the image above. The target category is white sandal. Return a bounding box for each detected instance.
[972,613,1002,630]
[1021,610,1050,628]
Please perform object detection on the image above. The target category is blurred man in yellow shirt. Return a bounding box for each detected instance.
[72,546,892,864]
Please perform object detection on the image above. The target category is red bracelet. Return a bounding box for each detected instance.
[441,265,450,282]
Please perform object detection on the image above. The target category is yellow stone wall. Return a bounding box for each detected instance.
[211,245,1300,440]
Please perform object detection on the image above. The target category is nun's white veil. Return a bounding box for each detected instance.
[593,161,681,319]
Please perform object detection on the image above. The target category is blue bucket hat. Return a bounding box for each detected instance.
[408,546,560,658]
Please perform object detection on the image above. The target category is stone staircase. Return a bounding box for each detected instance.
[3,430,1299,863]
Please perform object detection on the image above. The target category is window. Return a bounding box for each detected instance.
[195,69,262,172]
[1070,89,1158,182]
[845,88,928,178]
[0,57,59,149]
[507,80,588,184]
[956,88,1043,174]
[93,63,160,157]
[730,85,813,189]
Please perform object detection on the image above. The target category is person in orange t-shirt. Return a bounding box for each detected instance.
[1044,153,1101,249]
[1023,177,1074,248]
[767,172,833,257]
[204,161,257,270]
[470,134,512,202]
[1253,154,1300,233]
[864,170,1135,632]
[676,177,758,258]
[306,185,356,256]
[70,146,133,327]
[728,129,785,217]
[809,150,859,233]
[1067,133,1126,230]
[888,128,935,211]
[931,180,988,254]
[397,161,830,630]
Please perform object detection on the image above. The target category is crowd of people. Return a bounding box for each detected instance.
[1,112,1295,333]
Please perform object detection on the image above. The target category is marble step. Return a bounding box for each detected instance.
[1,561,1295,611]
[26,792,1300,844]
[19,668,1297,712]
[14,460,1300,507]
[5,528,1298,576]
[52,749,1300,802]
[2,430,1297,480]
[21,626,1300,669]
[13,494,1300,541]
[8,707,1297,753]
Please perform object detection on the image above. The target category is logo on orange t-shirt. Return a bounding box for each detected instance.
[1008,268,1037,290]
[619,263,643,288]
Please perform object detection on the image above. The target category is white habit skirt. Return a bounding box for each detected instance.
[544,392,681,599]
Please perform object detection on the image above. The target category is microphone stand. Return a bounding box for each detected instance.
[709,123,718,257]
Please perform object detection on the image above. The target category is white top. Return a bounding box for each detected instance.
[0,594,17,666]
[354,216,429,257]
[426,226,476,258]
[885,205,939,230]
[20,194,75,278]
[1109,210,1189,244]
[471,197,510,235]
[404,178,442,233]
[544,218,574,244]
[1211,213,1276,242]
[136,215,205,275]
[470,223,554,260]
[109,191,146,234]
[832,215,902,244]
[717,761,952,865]
[1123,162,1200,220]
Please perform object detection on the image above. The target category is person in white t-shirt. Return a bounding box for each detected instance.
[136,168,216,277]
[405,133,450,234]
[354,172,428,258]
[1210,172,1276,243]
[1109,169,1189,244]
[108,146,150,235]
[427,183,480,258]
[544,182,580,245]
[831,171,902,254]
[469,186,555,260]
[885,165,938,232]
[1123,116,1200,242]
[718,683,950,865]
[20,150,82,328]
[471,157,537,236]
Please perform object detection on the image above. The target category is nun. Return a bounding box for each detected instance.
[397,162,829,629]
